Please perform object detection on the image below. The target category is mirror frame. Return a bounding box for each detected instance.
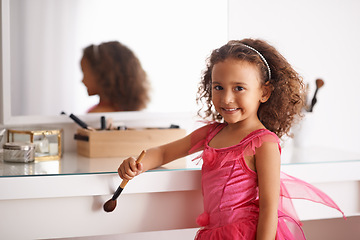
[1,0,11,125]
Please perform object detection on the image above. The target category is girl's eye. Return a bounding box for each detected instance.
[234,86,244,91]
[213,85,223,91]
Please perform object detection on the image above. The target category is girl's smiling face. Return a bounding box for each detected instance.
[211,58,269,125]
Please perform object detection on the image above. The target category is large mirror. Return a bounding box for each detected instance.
[1,0,227,125]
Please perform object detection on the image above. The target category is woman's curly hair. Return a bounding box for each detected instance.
[83,41,150,111]
[197,39,305,138]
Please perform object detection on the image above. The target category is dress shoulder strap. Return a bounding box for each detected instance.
[188,122,224,155]
[242,128,281,157]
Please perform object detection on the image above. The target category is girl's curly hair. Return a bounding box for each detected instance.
[197,39,305,138]
[83,41,150,111]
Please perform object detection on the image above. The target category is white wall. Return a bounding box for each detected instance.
[228,0,360,154]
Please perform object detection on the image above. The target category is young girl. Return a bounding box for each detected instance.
[118,39,344,239]
[81,41,150,113]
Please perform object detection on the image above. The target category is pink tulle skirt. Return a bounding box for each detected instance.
[195,210,305,240]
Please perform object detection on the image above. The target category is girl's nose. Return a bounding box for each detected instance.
[223,90,234,104]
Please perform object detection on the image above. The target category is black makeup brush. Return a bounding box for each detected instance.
[61,111,95,131]
[308,79,324,112]
[100,116,106,130]
[103,150,146,212]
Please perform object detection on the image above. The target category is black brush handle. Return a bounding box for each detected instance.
[69,113,88,129]
[309,88,319,112]
[101,116,106,130]
[111,185,124,200]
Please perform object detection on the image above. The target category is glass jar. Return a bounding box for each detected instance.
[3,142,35,163]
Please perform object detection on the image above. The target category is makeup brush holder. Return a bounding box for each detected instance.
[7,129,63,160]
[74,128,186,158]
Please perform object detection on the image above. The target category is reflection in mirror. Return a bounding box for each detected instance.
[9,0,227,117]
[81,41,150,113]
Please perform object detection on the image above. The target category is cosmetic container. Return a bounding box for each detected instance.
[3,142,35,163]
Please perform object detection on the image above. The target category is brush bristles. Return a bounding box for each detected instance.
[316,79,324,88]
[103,199,117,212]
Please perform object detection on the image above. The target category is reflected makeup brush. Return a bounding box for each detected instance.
[103,150,146,212]
[308,78,324,112]
[61,111,95,131]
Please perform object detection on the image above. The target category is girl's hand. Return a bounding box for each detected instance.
[118,157,144,181]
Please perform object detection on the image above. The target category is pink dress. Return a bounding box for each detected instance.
[190,123,345,240]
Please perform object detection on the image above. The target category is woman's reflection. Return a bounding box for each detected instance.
[80,41,150,113]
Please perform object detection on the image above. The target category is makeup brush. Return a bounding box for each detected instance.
[103,150,146,213]
[100,116,106,130]
[61,111,95,131]
[308,78,324,112]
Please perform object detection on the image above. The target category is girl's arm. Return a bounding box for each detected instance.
[118,125,210,180]
[255,141,281,240]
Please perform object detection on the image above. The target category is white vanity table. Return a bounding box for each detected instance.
[0,148,359,239]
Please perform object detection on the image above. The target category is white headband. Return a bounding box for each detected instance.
[235,43,272,81]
